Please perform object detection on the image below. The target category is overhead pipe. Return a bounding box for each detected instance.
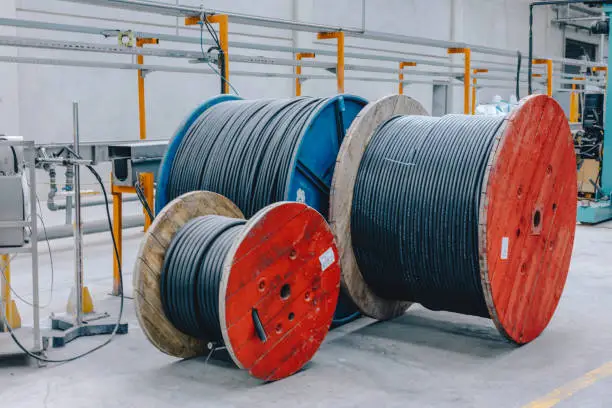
[38,214,144,241]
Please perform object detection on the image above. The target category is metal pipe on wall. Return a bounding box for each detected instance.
[38,215,144,241]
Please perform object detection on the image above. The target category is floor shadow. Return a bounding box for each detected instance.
[331,308,516,359]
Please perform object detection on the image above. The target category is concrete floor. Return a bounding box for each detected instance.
[1,219,611,407]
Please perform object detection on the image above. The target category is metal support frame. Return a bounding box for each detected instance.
[185,14,230,94]
[136,37,159,141]
[448,48,471,114]
[317,31,344,93]
[533,58,553,96]
[471,68,489,115]
[111,172,154,296]
[295,52,315,96]
[398,61,416,95]
[0,139,41,356]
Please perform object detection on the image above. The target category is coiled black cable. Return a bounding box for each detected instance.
[351,114,505,317]
[161,215,245,342]
[167,97,329,218]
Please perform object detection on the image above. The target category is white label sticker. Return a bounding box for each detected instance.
[501,237,509,260]
[319,247,335,271]
[296,188,306,203]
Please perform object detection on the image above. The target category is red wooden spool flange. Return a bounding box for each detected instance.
[220,201,340,381]
[480,94,577,344]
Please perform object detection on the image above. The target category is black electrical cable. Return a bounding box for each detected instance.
[167,97,329,218]
[516,51,522,99]
[135,180,154,221]
[351,114,505,317]
[161,215,245,343]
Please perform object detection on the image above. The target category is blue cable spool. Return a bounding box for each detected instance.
[156,94,367,326]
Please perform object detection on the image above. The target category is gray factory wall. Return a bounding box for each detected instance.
[0,0,607,142]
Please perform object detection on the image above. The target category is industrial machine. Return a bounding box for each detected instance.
[576,4,612,223]
[574,92,605,198]
[0,137,26,248]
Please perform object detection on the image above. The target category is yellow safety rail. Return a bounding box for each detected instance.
[448,48,471,114]
[295,52,315,96]
[471,68,489,115]
[533,59,553,96]
[317,32,345,93]
[398,61,417,95]
[111,172,154,296]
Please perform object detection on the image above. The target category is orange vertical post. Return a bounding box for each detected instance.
[186,14,230,94]
[1,254,21,330]
[398,61,417,95]
[139,172,154,232]
[295,52,315,96]
[448,48,471,114]
[569,77,585,123]
[317,31,345,93]
[570,83,578,123]
[533,59,553,97]
[471,69,488,115]
[111,181,123,296]
[136,38,159,140]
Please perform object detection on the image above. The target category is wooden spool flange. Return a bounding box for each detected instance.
[134,191,341,380]
[479,94,577,344]
[329,94,429,320]
[330,94,577,345]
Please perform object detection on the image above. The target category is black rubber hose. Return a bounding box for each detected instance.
[167,97,329,218]
[161,215,245,341]
[351,114,505,317]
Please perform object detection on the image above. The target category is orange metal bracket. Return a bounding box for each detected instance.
[295,52,315,96]
[533,59,553,96]
[471,68,488,115]
[317,31,345,93]
[111,172,154,295]
[186,14,230,94]
[136,37,159,141]
[1,254,21,331]
[398,61,417,95]
[448,48,471,114]
[593,66,608,82]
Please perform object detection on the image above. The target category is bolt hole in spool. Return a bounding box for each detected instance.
[133,191,341,381]
[280,284,291,300]
[155,95,367,326]
[331,94,577,344]
[533,210,542,228]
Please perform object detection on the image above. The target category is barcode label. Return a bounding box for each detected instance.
[319,247,335,271]
[501,237,509,260]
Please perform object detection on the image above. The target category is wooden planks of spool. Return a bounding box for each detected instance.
[133,191,341,380]
[330,94,577,345]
